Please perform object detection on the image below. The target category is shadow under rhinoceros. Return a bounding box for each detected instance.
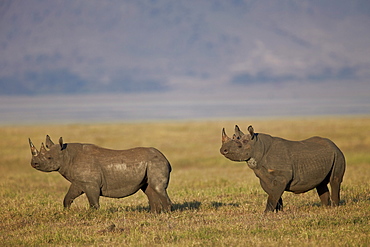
[121,200,202,212]
[172,201,202,211]
[124,201,243,212]
[301,199,347,209]
[211,201,240,209]
[108,200,241,213]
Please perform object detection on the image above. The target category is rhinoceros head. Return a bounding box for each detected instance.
[28,135,64,172]
[220,125,255,162]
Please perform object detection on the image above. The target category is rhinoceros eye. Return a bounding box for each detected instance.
[47,156,53,160]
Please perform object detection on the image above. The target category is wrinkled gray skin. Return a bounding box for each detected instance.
[29,135,172,213]
[220,125,346,213]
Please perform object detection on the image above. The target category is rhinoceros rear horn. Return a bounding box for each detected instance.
[40,143,47,154]
[29,138,39,156]
[234,125,244,139]
[222,128,231,143]
[59,137,64,150]
[45,135,54,149]
[248,125,255,139]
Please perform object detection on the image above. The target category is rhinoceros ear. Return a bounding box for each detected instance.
[222,128,231,143]
[248,125,255,139]
[45,135,54,149]
[59,137,64,149]
[29,138,39,156]
[234,125,244,139]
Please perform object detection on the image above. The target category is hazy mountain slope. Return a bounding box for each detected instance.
[0,0,369,95]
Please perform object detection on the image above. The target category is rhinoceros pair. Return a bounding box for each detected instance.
[29,125,345,213]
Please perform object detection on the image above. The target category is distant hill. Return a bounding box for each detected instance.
[0,0,369,95]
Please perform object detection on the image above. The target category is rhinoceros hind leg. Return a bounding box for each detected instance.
[316,182,330,206]
[154,187,172,212]
[329,177,342,206]
[144,161,172,213]
[142,184,170,213]
[329,150,345,206]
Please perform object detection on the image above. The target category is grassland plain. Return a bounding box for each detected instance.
[0,116,369,246]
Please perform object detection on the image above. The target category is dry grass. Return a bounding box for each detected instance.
[0,116,369,246]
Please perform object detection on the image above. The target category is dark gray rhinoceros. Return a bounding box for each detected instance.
[220,125,346,212]
[29,135,172,213]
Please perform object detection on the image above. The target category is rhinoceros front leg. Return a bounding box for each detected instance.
[259,174,288,212]
[63,183,84,208]
[276,197,283,211]
[255,169,289,212]
[264,185,285,213]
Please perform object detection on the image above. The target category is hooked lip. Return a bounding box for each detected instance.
[31,163,39,168]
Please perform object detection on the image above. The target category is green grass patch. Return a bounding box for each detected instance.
[1,116,369,246]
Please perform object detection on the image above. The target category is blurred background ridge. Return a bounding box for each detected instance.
[1,0,369,124]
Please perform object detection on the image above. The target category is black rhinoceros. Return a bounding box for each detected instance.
[220,125,346,212]
[29,135,172,213]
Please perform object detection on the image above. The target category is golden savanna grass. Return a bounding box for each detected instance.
[1,116,369,246]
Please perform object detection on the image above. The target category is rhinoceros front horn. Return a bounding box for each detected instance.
[29,138,39,156]
[222,128,231,143]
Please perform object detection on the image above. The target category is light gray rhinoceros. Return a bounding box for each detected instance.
[220,125,346,213]
[29,135,172,213]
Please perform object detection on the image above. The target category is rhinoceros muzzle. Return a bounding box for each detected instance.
[220,148,228,155]
[31,162,39,168]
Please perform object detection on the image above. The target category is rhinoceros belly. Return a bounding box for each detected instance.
[100,162,147,198]
[287,154,333,194]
